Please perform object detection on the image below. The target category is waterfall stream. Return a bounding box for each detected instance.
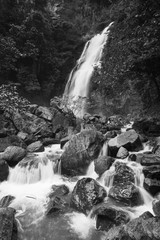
[63,22,113,117]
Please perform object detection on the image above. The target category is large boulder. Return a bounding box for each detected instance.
[108,162,142,206]
[104,212,160,240]
[92,203,130,231]
[51,107,76,139]
[70,178,107,214]
[0,160,9,182]
[61,129,104,176]
[116,146,129,159]
[27,141,44,153]
[108,130,142,157]
[0,146,27,166]
[0,207,17,240]
[94,156,115,176]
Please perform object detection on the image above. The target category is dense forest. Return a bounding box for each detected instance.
[0,0,160,117]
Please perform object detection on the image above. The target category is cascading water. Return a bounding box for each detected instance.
[63,22,114,117]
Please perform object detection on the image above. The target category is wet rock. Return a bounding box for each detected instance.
[108,130,142,157]
[104,131,117,140]
[116,147,129,159]
[108,162,142,206]
[92,203,130,231]
[136,153,160,166]
[0,207,17,240]
[152,199,160,216]
[0,135,26,152]
[70,177,107,214]
[0,195,15,208]
[105,212,160,240]
[144,178,160,196]
[27,141,44,153]
[46,185,70,216]
[0,146,27,165]
[0,160,9,182]
[26,104,38,114]
[128,154,137,162]
[35,106,53,121]
[94,156,115,176]
[61,130,104,176]
[143,165,160,180]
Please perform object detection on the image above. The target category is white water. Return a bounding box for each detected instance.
[63,22,114,117]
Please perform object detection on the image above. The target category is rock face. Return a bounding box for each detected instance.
[108,130,142,157]
[61,129,104,176]
[108,162,142,206]
[0,146,26,166]
[70,178,107,214]
[27,141,44,153]
[0,207,17,240]
[105,212,160,240]
[94,156,115,176]
[92,203,130,231]
[0,160,9,182]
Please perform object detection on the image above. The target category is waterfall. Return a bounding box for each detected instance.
[63,22,114,117]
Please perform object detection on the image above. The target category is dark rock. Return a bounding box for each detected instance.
[35,106,53,121]
[70,177,107,214]
[0,207,17,240]
[61,129,104,176]
[133,118,160,137]
[0,135,26,152]
[0,160,9,182]
[11,111,53,138]
[0,195,15,208]
[108,162,142,206]
[0,113,17,136]
[105,212,160,240]
[143,165,160,180]
[104,131,117,140]
[94,156,115,176]
[108,130,142,157]
[128,154,137,162]
[144,178,160,196]
[60,136,71,149]
[92,203,130,231]
[51,107,76,139]
[116,147,129,159]
[0,146,27,165]
[152,199,160,216]
[42,138,60,146]
[27,141,44,153]
[26,104,38,114]
[136,153,160,166]
[46,185,70,216]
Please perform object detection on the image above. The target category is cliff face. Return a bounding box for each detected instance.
[89,0,160,118]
